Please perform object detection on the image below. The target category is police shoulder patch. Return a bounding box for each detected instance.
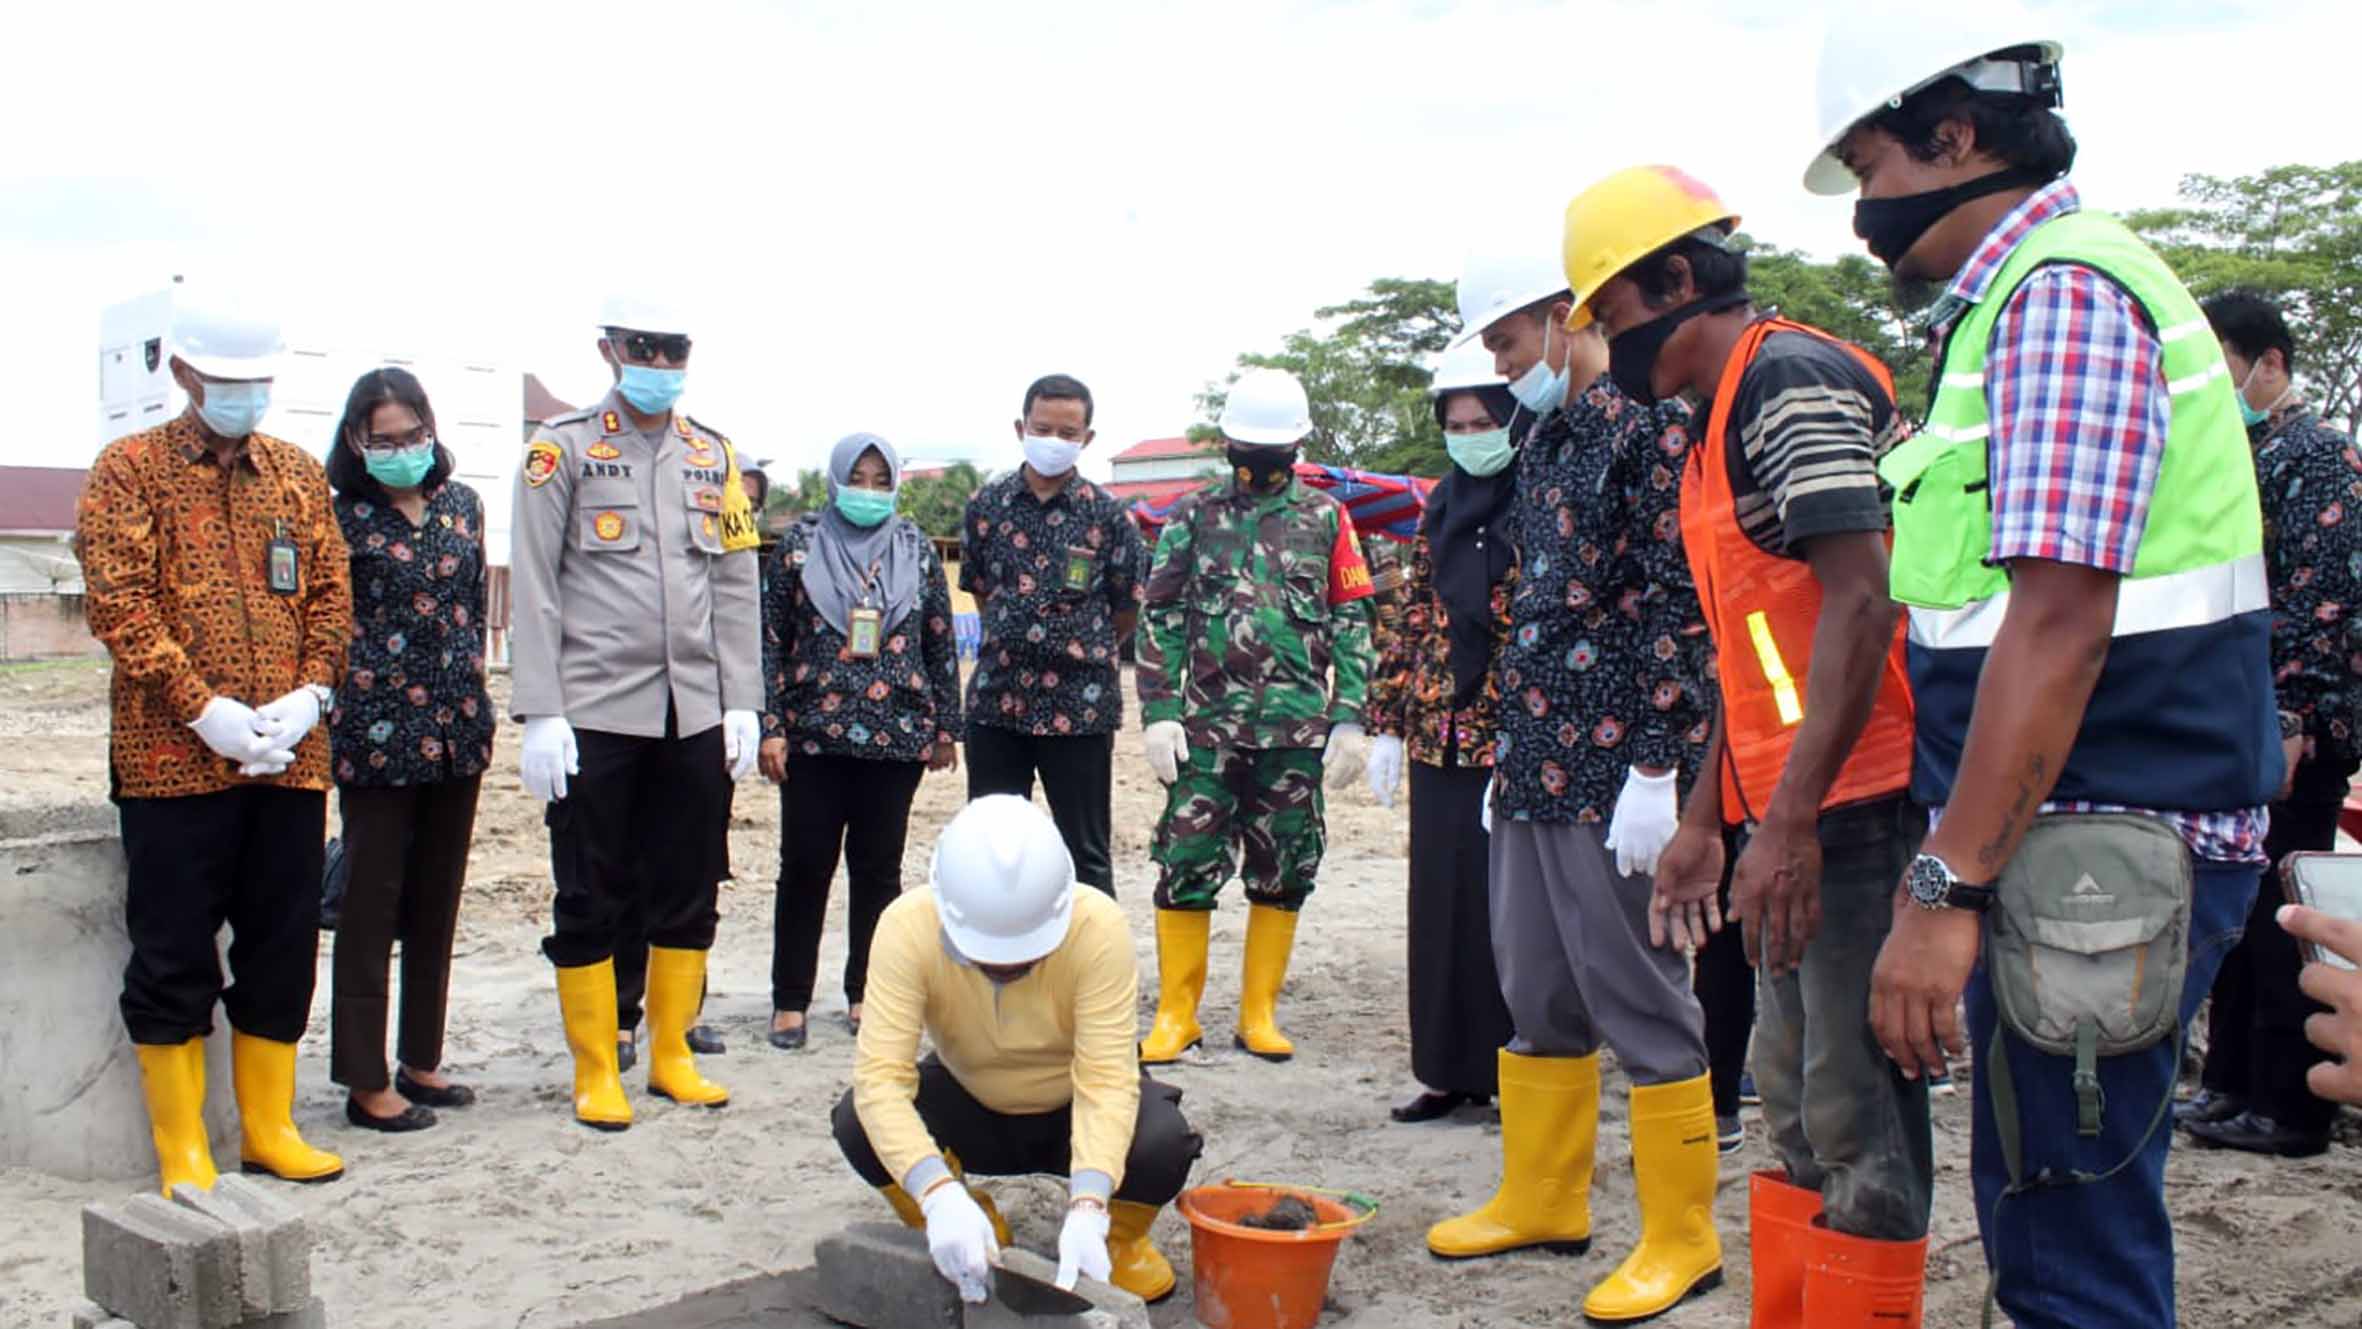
[523,440,563,488]
[600,410,624,435]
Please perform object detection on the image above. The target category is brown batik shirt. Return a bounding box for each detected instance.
[77,414,352,798]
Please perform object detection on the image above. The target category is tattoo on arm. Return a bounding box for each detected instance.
[1977,752,2049,871]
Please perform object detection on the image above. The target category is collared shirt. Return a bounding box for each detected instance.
[762,515,963,764]
[960,468,1146,738]
[1492,386,1714,823]
[1931,178,2266,862]
[1367,528,1508,768]
[329,480,495,787]
[2251,407,2362,784]
[76,414,351,798]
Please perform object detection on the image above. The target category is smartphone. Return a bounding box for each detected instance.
[2280,851,2362,971]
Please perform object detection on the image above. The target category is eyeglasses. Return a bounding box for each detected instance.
[362,427,434,453]
[608,330,693,365]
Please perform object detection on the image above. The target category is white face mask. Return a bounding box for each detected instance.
[1022,432,1083,477]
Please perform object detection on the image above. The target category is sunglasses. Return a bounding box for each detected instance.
[608,330,693,364]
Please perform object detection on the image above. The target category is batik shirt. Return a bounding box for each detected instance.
[762,515,962,764]
[1493,386,1714,823]
[2252,406,2362,782]
[329,480,495,787]
[960,469,1146,738]
[1368,530,1509,768]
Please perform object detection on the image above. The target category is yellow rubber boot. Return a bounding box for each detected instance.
[1233,903,1299,1061]
[135,1039,218,1195]
[1581,1074,1723,1323]
[1107,1199,1178,1304]
[942,1150,1014,1247]
[230,1033,344,1184]
[645,946,728,1107]
[1139,909,1210,1064]
[555,960,633,1130]
[1427,1050,1597,1258]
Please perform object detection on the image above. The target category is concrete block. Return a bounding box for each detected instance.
[0,807,240,1182]
[202,1175,312,1312]
[81,1193,242,1329]
[975,1250,1150,1329]
[814,1222,961,1328]
[245,1295,328,1328]
[66,1300,133,1329]
[171,1182,271,1318]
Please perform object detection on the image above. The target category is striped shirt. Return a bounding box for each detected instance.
[1727,330,1906,556]
[1931,178,2267,865]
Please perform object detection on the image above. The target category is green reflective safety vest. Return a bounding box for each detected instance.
[1876,208,2279,814]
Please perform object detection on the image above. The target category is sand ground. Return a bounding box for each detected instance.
[2,658,2357,1328]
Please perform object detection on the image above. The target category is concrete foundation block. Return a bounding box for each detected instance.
[977,1250,1151,1329]
[0,804,240,1182]
[202,1175,313,1312]
[814,1222,961,1328]
[244,1295,328,1328]
[66,1300,134,1329]
[82,1193,242,1329]
[171,1182,271,1318]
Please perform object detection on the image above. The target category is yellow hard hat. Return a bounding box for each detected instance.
[1560,165,1741,331]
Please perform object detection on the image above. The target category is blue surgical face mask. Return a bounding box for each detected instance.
[195,379,271,438]
[617,363,686,414]
[365,442,436,489]
[2235,360,2271,429]
[1506,319,1565,414]
[835,485,896,528]
[1445,427,1515,478]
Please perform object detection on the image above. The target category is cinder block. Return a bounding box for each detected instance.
[204,1175,312,1313]
[81,1194,241,1329]
[171,1183,270,1318]
[66,1300,133,1329]
[976,1250,1151,1329]
[815,1222,961,1329]
[245,1295,328,1328]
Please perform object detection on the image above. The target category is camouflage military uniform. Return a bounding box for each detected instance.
[1362,536,1413,667]
[1138,476,1376,910]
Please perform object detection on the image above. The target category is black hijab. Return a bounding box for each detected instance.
[1426,395,1525,706]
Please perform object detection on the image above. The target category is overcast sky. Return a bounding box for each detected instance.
[5,0,2352,481]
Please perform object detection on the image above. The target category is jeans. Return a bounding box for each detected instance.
[1749,796,1933,1239]
[1968,857,2256,1329]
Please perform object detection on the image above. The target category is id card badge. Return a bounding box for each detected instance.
[847,606,883,659]
[1062,546,1095,592]
[265,520,300,596]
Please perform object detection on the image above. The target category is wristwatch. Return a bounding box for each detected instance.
[1904,852,1995,913]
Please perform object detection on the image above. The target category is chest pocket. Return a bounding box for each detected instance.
[1279,517,1332,625]
[579,497,641,553]
[685,482,727,555]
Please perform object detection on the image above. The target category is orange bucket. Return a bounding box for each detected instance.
[1177,1182,1375,1329]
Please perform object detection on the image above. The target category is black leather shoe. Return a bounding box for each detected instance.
[394,1070,476,1108]
[346,1097,437,1133]
[2174,1088,2246,1128]
[1390,1089,1489,1123]
[687,1025,727,1055]
[617,1037,638,1072]
[2185,1110,2330,1158]
[769,1020,807,1051]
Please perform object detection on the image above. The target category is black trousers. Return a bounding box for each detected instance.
[606,778,736,1031]
[1694,827,1756,1120]
[832,1056,1204,1204]
[966,725,1115,894]
[2200,789,2344,1133]
[117,785,327,1046]
[1405,760,1512,1096]
[774,752,925,1013]
[542,720,727,970]
[331,777,481,1090]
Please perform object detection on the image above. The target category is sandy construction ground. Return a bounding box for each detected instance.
[2,658,2357,1328]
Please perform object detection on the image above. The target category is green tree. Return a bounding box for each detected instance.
[1741,238,1933,419]
[2128,162,2362,435]
[778,468,830,518]
[1194,277,1460,476]
[897,461,984,539]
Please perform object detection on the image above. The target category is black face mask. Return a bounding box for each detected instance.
[1853,167,2044,268]
[1226,442,1297,495]
[1607,292,1750,406]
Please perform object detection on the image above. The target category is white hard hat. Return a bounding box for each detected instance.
[1449,245,1571,348]
[597,294,690,335]
[1430,336,1507,396]
[170,290,285,381]
[932,795,1077,965]
[1806,9,2063,195]
[1218,367,1314,446]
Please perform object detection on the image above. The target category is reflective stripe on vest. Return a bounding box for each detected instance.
[1882,208,2278,813]
[1681,317,1917,825]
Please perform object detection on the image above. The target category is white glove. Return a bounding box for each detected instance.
[521,716,580,802]
[1365,734,1404,809]
[1481,771,1494,834]
[189,696,276,765]
[919,1180,1000,1304]
[1604,766,1681,878]
[1143,721,1189,786]
[254,686,323,747]
[1323,721,1368,789]
[1054,1202,1113,1291]
[723,709,761,781]
[238,745,298,779]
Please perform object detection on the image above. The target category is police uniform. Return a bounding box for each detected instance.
[511,389,760,1123]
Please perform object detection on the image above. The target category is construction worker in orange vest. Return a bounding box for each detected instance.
[1564,165,1933,1329]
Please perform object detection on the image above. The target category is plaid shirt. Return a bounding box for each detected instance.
[1930,178,2267,864]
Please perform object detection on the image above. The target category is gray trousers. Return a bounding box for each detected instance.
[1489,819,1707,1085]
[1748,795,1934,1241]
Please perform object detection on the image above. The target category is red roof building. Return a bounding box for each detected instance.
[0,467,86,535]
[1109,435,1221,491]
